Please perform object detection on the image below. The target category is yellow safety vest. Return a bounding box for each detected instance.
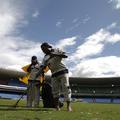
[19,64,49,84]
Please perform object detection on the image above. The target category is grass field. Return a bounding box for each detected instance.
[0,99,120,120]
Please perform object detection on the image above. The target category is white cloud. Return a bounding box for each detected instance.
[71,56,120,77]
[55,36,77,50]
[82,16,90,24]
[72,18,79,23]
[32,10,39,18]
[66,16,90,33]
[0,36,43,70]
[1,0,30,35]
[66,21,81,33]
[56,19,64,27]
[114,0,120,9]
[0,14,16,36]
[109,0,120,10]
[106,22,117,30]
[107,33,120,43]
[70,28,120,62]
[56,21,62,27]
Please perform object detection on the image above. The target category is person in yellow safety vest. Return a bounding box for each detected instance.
[20,63,48,85]
[22,56,47,107]
[27,56,41,107]
[19,56,49,108]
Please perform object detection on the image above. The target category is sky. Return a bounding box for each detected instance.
[0,0,120,77]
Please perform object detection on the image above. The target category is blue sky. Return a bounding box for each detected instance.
[0,0,120,77]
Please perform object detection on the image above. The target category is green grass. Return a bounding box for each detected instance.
[0,99,120,120]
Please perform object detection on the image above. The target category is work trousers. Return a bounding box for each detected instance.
[27,80,40,107]
[52,73,71,102]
